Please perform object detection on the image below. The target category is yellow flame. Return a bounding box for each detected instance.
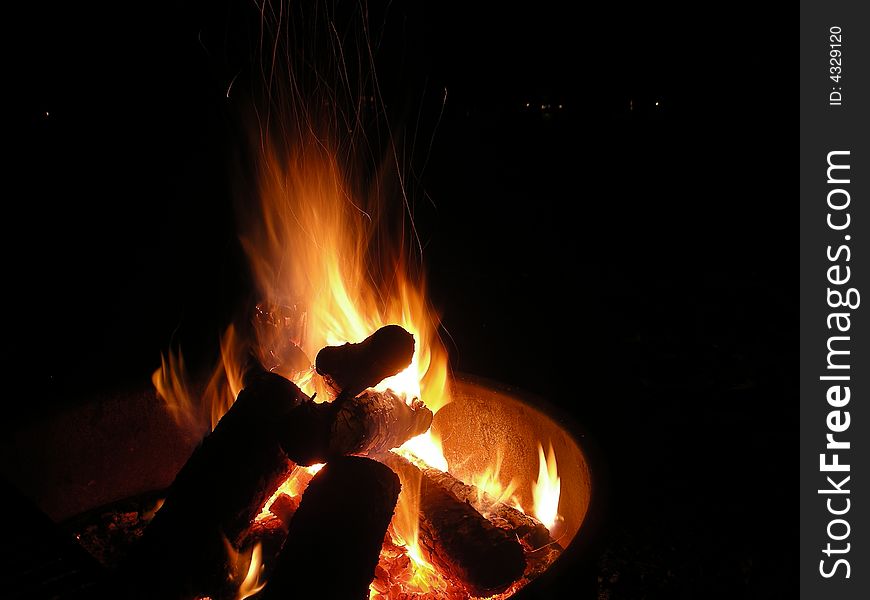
[236,542,266,600]
[532,443,562,531]
[398,431,448,472]
[384,526,453,595]
[470,448,523,514]
[223,539,266,600]
[390,430,448,582]
[404,542,451,592]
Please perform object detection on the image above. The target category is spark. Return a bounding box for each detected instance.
[226,71,241,99]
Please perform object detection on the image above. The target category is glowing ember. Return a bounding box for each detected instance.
[255,464,323,522]
[532,443,562,532]
[369,527,539,600]
[369,532,460,599]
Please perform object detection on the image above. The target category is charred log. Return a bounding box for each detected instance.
[116,371,305,600]
[281,389,433,465]
[378,453,526,597]
[259,456,400,600]
[315,324,415,397]
[421,467,558,551]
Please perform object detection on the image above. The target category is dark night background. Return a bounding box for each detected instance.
[3,1,794,598]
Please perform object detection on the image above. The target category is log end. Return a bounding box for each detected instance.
[260,456,401,600]
[315,325,415,395]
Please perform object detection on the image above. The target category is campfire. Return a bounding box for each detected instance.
[128,323,589,600]
[79,119,593,598]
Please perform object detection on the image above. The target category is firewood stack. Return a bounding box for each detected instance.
[113,324,549,599]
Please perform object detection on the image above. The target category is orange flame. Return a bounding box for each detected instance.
[152,349,204,437]
[153,324,247,436]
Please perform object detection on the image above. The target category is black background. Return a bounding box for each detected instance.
[5,2,794,598]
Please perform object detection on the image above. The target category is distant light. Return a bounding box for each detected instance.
[44,111,50,117]
[558,104,563,109]
[525,103,530,108]
[655,101,660,106]
[541,104,546,110]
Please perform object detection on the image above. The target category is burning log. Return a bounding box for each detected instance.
[378,453,527,597]
[117,371,306,599]
[259,456,400,600]
[421,466,558,551]
[315,324,415,397]
[281,389,433,465]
